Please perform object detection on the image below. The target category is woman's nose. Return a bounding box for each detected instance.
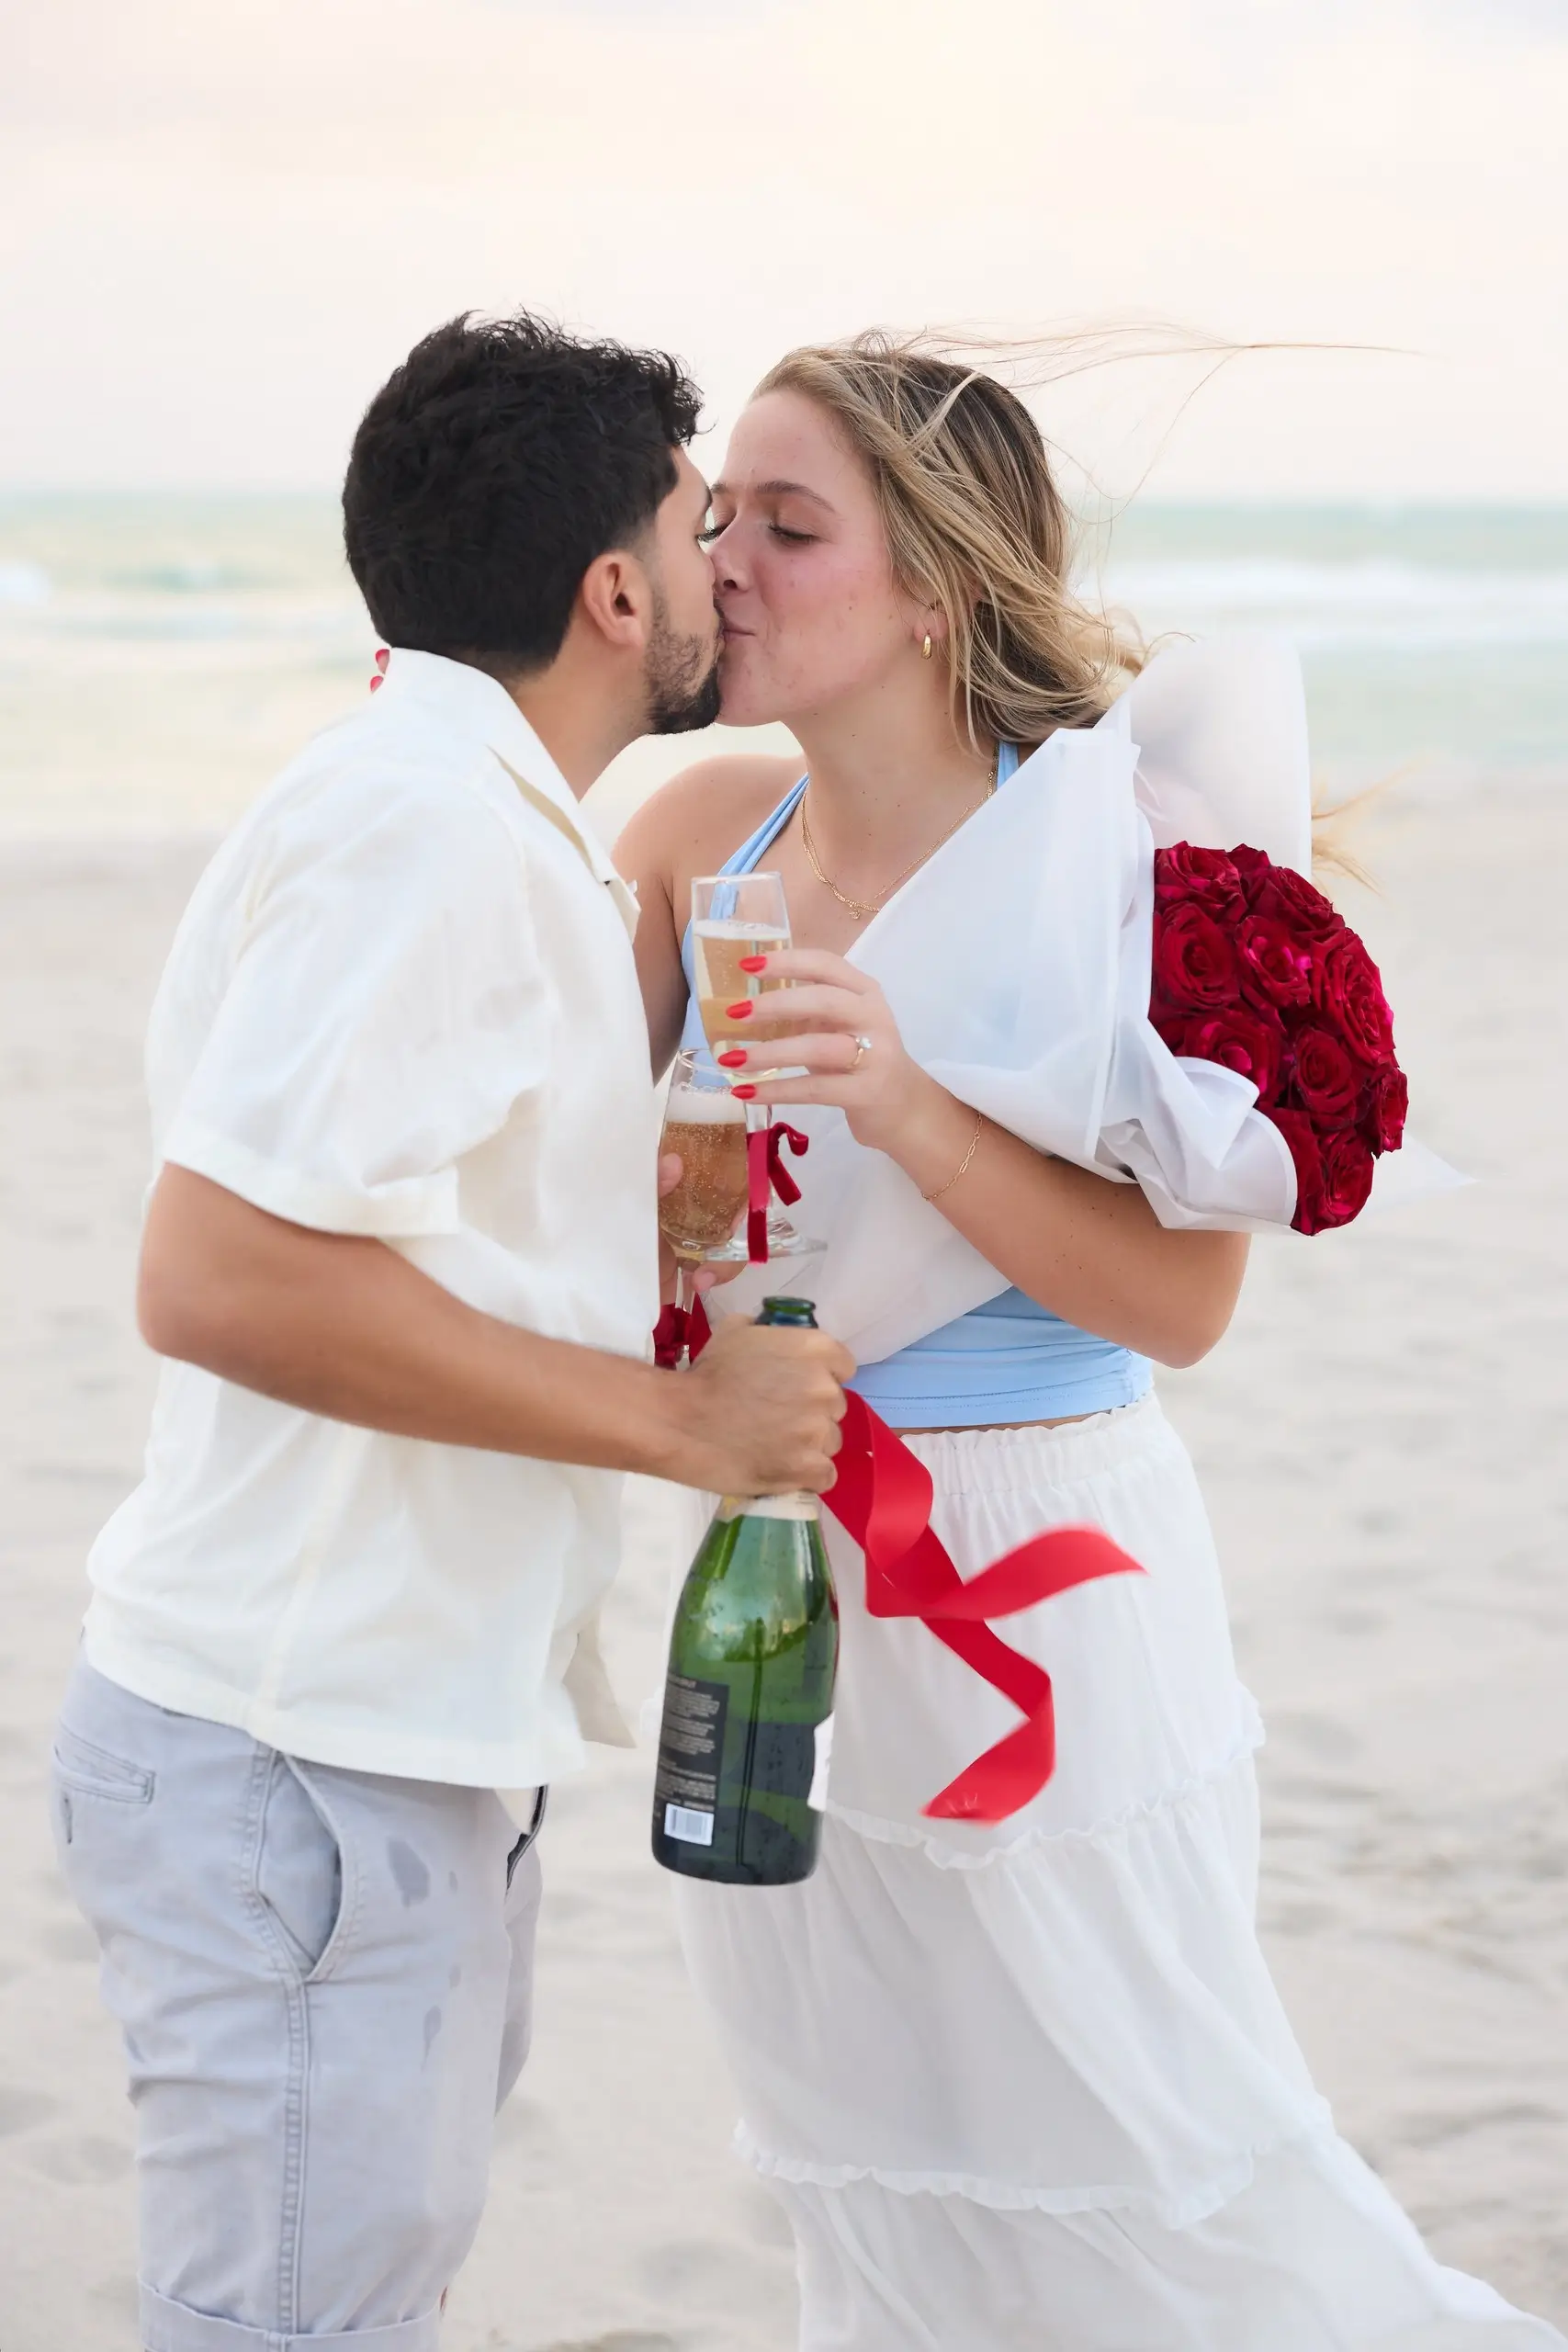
[708,528,746,592]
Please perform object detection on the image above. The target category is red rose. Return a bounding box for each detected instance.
[1228,843,1273,893]
[1317,1126,1376,1228]
[1151,899,1240,1013]
[1271,1107,1328,1234]
[1155,843,1246,919]
[1361,1065,1408,1155]
[1167,1004,1285,1105]
[1290,1023,1361,1125]
[1273,1111,1375,1233]
[1253,862,1344,944]
[1236,912,1313,1012]
[1314,929,1395,1068]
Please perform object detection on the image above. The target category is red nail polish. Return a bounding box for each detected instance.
[374,646,389,671]
[368,675,383,692]
[738,955,768,973]
[725,1001,754,1020]
[731,1083,756,1099]
[716,1048,747,1068]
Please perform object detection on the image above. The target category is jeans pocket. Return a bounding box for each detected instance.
[254,1757,345,1981]
[52,1724,156,1821]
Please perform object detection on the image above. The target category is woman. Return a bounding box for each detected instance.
[615,338,1559,2348]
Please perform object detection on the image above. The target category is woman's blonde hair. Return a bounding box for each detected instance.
[755,332,1146,748]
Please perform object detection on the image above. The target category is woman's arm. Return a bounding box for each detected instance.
[895,1092,1247,1369]
[614,805,689,1077]
[719,948,1248,1369]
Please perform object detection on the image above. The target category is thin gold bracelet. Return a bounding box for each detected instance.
[923,1108,985,1204]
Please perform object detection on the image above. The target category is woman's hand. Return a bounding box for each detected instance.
[714,950,1248,1367]
[716,947,947,1159]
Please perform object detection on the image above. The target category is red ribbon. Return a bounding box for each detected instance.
[766,1121,810,1205]
[651,1294,712,1369]
[822,1391,1145,1822]
[651,1287,1140,1822]
[745,1119,810,1262]
[746,1128,771,1263]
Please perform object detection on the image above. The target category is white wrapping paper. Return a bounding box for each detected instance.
[705,634,1460,1364]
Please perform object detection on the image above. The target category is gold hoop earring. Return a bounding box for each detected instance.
[921,633,933,660]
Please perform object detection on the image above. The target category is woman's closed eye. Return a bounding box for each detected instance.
[700,511,816,548]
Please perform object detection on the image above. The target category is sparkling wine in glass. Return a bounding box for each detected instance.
[659,1050,750,1265]
[689,872,818,1261]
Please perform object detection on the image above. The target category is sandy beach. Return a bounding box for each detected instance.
[2,783,1565,2349]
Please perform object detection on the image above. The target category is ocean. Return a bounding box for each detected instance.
[2,494,1564,839]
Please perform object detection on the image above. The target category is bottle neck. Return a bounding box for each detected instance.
[717,1492,819,1522]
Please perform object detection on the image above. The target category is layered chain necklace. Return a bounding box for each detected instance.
[798,770,996,922]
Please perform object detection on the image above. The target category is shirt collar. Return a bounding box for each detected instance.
[375,648,637,934]
[376,647,577,810]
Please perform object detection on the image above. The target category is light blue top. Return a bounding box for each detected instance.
[678,748,1152,1429]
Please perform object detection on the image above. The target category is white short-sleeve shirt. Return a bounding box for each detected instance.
[83,650,661,1790]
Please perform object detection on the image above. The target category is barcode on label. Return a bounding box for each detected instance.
[663,1803,715,1846]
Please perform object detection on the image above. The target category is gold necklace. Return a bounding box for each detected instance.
[798,777,995,922]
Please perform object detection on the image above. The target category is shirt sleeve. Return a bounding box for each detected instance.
[160,778,547,1238]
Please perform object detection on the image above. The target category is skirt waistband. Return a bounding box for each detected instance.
[894,1391,1177,1495]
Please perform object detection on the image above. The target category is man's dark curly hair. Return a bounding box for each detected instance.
[343,311,703,671]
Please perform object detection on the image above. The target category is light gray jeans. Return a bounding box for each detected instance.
[51,1656,543,2352]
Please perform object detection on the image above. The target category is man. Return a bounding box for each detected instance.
[51,311,852,2352]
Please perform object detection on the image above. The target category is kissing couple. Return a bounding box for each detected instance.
[53,311,1562,2351]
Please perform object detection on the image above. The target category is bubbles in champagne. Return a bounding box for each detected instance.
[692,920,804,1053]
[660,1082,749,1257]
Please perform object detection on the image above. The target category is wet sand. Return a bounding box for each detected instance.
[1,786,1564,2346]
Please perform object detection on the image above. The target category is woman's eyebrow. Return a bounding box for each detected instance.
[710,478,838,512]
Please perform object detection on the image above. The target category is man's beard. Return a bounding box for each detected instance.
[645,596,723,736]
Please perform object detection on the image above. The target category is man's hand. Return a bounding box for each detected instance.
[657,1150,685,1302]
[138,1164,851,1497]
[656,1317,853,1497]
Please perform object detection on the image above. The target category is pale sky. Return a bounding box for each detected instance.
[5,0,1567,495]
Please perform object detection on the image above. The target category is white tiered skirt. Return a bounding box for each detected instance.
[673,1397,1562,2350]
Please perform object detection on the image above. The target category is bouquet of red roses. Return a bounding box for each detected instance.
[1148,843,1407,1234]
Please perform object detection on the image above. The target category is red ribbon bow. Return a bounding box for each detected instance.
[746,1120,810,1263]
[822,1392,1145,1821]
[652,1295,712,1369]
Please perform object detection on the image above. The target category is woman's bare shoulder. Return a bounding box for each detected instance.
[615,751,802,878]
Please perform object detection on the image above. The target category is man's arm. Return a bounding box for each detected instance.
[139,1166,852,1497]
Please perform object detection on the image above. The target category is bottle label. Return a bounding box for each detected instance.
[653,1671,729,1840]
[663,1802,714,1846]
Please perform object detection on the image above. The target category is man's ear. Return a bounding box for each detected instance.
[576,546,655,654]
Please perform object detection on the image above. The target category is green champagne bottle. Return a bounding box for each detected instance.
[651,1295,840,1887]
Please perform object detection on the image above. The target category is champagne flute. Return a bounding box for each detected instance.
[659,1049,750,1269]
[690,872,818,1261]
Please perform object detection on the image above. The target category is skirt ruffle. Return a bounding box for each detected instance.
[773,2140,1561,2352]
[672,1401,1562,2348]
